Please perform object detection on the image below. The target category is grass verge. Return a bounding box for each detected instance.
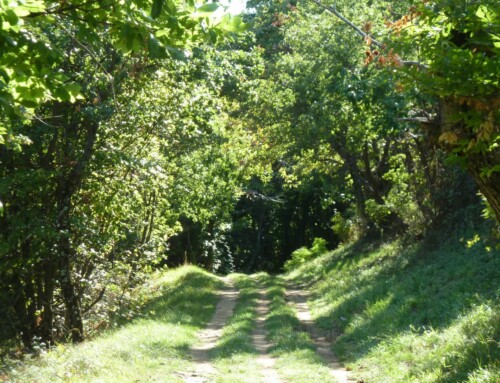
[287,233,500,383]
[262,274,339,383]
[210,273,262,383]
[2,265,222,383]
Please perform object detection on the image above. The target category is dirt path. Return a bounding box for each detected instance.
[286,289,355,383]
[181,281,239,383]
[250,289,283,383]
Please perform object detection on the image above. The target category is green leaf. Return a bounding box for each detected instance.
[194,3,219,17]
[165,0,178,14]
[64,83,83,102]
[156,29,170,37]
[4,9,20,25]
[0,68,9,84]
[166,46,187,60]
[19,99,38,108]
[21,0,46,13]
[148,36,165,58]
[219,15,247,33]
[54,87,70,101]
[151,0,164,19]
[489,164,500,173]
[12,6,30,17]
[475,5,495,23]
[65,83,81,96]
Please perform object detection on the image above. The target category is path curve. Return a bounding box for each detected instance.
[182,280,239,383]
[251,289,283,383]
[286,289,356,383]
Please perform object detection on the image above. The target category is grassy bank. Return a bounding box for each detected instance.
[287,232,499,382]
[1,266,222,383]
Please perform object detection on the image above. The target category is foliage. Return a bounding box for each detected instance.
[0,24,253,346]
[0,0,246,144]
[284,237,328,271]
[331,213,356,244]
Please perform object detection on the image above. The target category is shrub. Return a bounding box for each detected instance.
[284,238,328,272]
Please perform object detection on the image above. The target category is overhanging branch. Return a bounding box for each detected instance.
[310,0,384,48]
[310,0,427,68]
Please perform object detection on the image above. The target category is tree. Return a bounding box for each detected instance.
[0,0,246,346]
[309,0,500,222]
[0,0,245,145]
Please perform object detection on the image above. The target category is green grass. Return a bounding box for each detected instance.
[3,228,498,383]
[2,265,223,383]
[210,273,262,383]
[287,233,500,383]
[261,274,339,383]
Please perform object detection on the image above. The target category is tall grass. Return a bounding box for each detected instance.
[287,230,500,383]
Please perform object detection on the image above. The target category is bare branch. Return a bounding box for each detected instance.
[397,117,433,123]
[81,288,106,315]
[310,0,427,68]
[310,0,384,47]
[58,23,117,103]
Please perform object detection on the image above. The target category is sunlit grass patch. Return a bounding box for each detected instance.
[357,303,499,383]
[3,265,222,383]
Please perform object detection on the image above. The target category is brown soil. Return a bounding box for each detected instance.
[286,289,357,383]
[250,289,283,383]
[180,280,239,383]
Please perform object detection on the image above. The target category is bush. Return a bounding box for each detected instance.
[284,238,328,272]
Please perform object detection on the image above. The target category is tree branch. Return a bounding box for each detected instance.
[310,0,427,68]
[81,288,106,315]
[310,0,384,48]
[397,117,434,123]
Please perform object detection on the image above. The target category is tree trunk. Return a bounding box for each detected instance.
[402,143,435,222]
[467,153,500,223]
[59,242,84,343]
[439,99,500,223]
[12,274,33,348]
[246,206,265,273]
[40,260,56,343]
[333,138,406,236]
[54,115,98,343]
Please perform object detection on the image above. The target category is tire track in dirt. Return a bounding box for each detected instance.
[286,289,356,383]
[250,289,283,383]
[180,280,239,383]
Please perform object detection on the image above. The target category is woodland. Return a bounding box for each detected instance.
[0,0,499,367]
